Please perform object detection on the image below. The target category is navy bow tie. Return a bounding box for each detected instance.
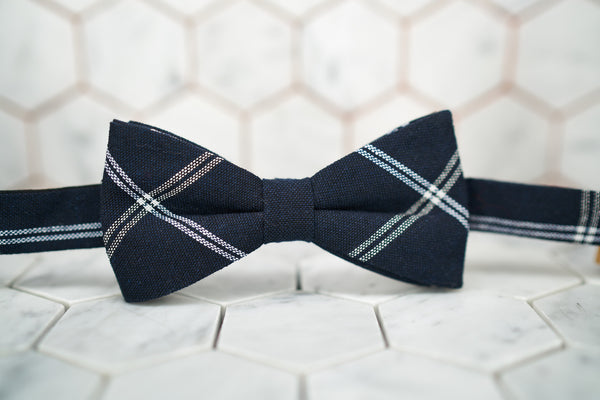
[1,111,598,302]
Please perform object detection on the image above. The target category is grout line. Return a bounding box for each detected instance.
[30,303,67,350]
[494,371,520,400]
[298,374,308,400]
[212,305,226,349]
[494,342,564,376]
[373,305,389,348]
[90,375,110,400]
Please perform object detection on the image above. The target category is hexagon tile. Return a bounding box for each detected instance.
[103,351,297,400]
[379,290,561,371]
[39,294,220,372]
[218,292,384,371]
[0,110,27,188]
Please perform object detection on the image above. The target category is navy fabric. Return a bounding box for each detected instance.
[1,110,598,303]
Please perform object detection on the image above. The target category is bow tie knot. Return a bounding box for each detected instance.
[263,178,314,243]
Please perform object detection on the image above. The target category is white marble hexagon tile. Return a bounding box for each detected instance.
[1,0,600,399]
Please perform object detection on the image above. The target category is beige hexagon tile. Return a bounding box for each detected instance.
[352,95,430,148]
[463,232,580,300]
[37,95,119,186]
[103,351,297,400]
[0,288,63,354]
[195,1,292,108]
[39,294,220,372]
[147,92,240,163]
[0,254,38,287]
[379,290,561,371]
[154,0,220,15]
[307,350,503,400]
[180,246,296,305]
[555,244,600,285]
[0,351,101,400]
[457,96,548,182]
[261,0,326,17]
[300,253,418,305]
[374,0,435,16]
[218,292,384,371]
[501,347,600,400]
[409,0,506,108]
[302,1,398,110]
[13,248,120,305]
[516,0,600,107]
[83,0,186,109]
[561,104,600,189]
[249,94,343,178]
[533,284,600,348]
[0,0,75,109]
[0,110,27,188]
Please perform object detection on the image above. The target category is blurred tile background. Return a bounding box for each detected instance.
[0,0,599,190]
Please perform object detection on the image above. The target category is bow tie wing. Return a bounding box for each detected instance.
[311,110,470,288]
[101,121,264,302]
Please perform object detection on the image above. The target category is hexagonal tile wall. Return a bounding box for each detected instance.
[307,350,503,400]
[37,95,120,186]
[195,1,292,108]
[0,0,75,109]
[302,1,398,110]
[374,0,436,16]
[0,110,27,188]
[561,103,600,189]
[0,351,101,400]
[83,0,186,109]
[148,92,241,164]
[13,248,120,305]
[556,244,600,285]
[408,0,506,108]
[516,0,600,107]
[39,294,220,372]
[180,246,296,305]
[103,351,297,400]
[300,252,418,305]
[0,253,37,287]
[501,347,600,400]
[379,290,561,370]
[463,233,581,300]
[218,292,384,371]
[249,94,343,178]
[457,96,548,182]
[533,284,600,348]
[0,288,64,354]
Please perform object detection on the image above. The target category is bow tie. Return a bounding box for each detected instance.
[1,111,598,302]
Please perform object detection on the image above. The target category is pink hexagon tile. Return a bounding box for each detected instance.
[457,96,548,182]
[39,294,220,372]
[502,347,600,400]
[307,350,503,400]
[0,351,101,400]
[516,0,600,107]
[103,351,297,400]
[83,0,186,109]
[379,290,561,371]
[409,0,506,108]
[352,95,430,148]
[249,94,343,178]
[37,95,119,186]
[463,232,580,300]
[0,288,63,354]
[561,104,600,189]
[147,92,241,164]
[13,248,120,305]
[302,1,398,110]
[195,1,292,108]
[0,0,75,109]
[218,292,384,371]
[533,284,600,348]
[299,253,418,305]
[180,247,296,305]
[0,110,27,188]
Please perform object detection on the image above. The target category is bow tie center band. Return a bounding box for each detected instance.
[1,111,598,302]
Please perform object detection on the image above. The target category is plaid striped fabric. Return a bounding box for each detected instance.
[0,111,598,302]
